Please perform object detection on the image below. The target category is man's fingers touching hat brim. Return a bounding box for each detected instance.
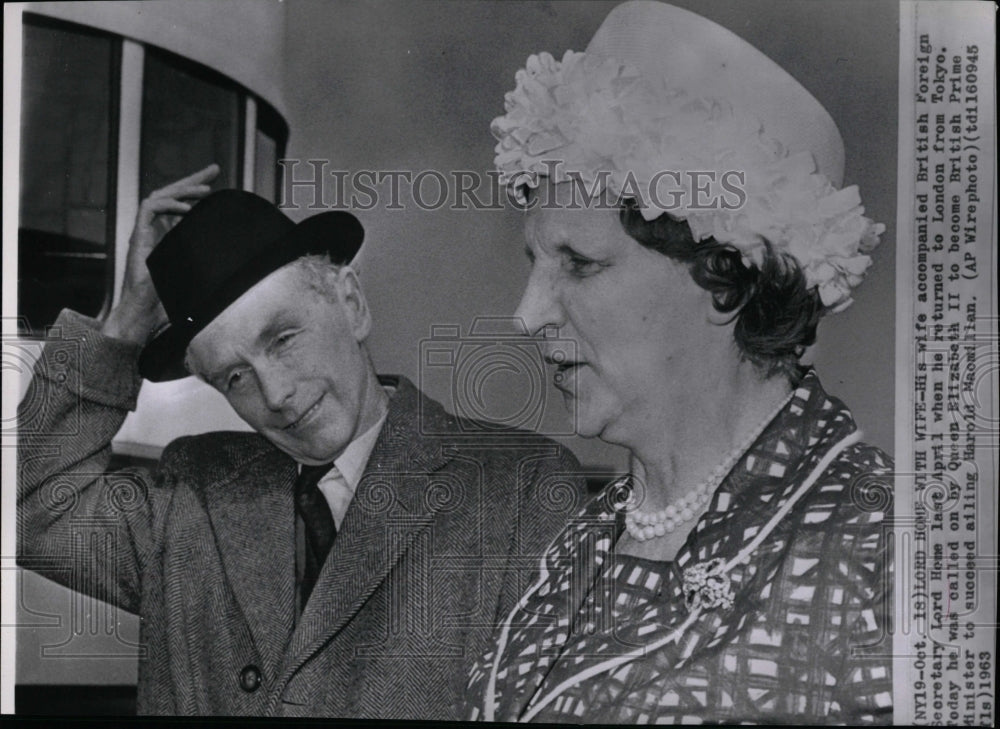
[151,164,220,199]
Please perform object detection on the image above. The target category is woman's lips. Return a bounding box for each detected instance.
[554,362,584,393]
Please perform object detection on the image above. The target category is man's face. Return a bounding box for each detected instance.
[186,262,379,464]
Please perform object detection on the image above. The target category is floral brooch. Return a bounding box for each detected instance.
[682,557,735,611]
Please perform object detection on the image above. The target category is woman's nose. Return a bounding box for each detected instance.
[514,268,562,336]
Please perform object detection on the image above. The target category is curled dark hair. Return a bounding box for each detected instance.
[619,200,823,378]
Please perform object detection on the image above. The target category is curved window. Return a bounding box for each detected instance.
[17,13,288,338]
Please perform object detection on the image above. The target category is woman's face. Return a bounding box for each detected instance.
[515,185,718,445]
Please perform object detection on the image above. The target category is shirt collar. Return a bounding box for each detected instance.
[333,402,388,494]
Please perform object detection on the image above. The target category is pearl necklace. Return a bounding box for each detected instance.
[624,390,795,542]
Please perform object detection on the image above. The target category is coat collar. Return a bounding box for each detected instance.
[678,367,859,570]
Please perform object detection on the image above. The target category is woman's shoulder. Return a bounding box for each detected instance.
[797,438,894,525]
[780,369,894,530]
[774,437,893,598]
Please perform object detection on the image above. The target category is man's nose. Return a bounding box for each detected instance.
[257,363,296,411]
[514,268,563,336]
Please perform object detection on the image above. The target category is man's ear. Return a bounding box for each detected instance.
[334,265,373,342]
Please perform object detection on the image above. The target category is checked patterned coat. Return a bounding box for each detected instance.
[17,310,584,718]
[467,370,894,724]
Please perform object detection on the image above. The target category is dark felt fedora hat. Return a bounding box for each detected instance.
[138,189,364,382]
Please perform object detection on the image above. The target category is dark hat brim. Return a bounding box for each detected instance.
[138,210,363,382]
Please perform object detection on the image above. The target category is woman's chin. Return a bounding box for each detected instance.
[561,385,624,440]
[570,409,610,440]
[574,425,603,440]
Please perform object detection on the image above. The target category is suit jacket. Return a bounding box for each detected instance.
[17,310,584,717]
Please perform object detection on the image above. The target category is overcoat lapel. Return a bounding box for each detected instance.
[278,378,452,680]
[202,445,298,680]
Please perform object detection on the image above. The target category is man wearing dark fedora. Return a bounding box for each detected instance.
[17,166,583,717]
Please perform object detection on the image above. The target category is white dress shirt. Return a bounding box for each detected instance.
[299,387,392,530]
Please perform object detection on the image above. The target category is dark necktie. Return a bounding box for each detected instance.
[295,463,338,608]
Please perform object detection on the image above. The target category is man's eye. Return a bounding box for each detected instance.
[566,253,601,276]
[226,369,248,392]
[275,331,297,348]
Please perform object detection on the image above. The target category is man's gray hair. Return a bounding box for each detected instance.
[290,253,343,301]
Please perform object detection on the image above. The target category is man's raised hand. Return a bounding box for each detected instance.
[102,164,220,345]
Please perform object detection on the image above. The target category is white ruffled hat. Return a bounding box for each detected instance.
[492,0,884,312]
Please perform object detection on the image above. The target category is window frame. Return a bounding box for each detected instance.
[138,43,247,202]
[19,13,122,329]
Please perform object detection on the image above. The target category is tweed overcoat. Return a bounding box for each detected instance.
[17,310,584,717]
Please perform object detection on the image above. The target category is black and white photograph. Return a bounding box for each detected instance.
[2,0,995,722]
